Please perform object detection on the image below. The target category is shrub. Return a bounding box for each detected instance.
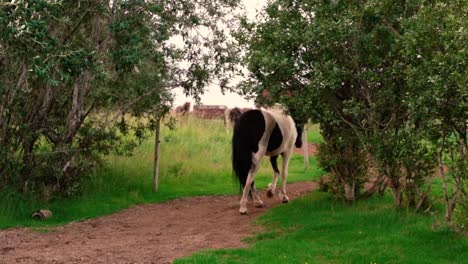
[317,124,368,203]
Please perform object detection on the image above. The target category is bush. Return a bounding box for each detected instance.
[317,124,368,203]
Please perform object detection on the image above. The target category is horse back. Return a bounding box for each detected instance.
[234,108,297,156]
[261,109,298,156]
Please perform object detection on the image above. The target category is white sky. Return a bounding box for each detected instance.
[173,0,267,109]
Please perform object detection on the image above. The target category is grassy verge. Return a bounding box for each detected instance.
[306,124,322,144]
[0,117,323,229]
[175,192,467,264]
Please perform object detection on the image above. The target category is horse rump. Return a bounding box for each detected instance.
[232,110,265,189]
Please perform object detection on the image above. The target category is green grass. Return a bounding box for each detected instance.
[1,117,466,264]
[175,192,467,264]
[0,117,323,229]
[306,124,323,144]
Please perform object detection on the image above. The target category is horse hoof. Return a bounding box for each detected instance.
[266,189,274,198]
[282,200,289,204]
[240,211,248,215]
[255,203,265,208]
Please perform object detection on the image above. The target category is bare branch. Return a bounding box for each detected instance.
[99,84,178,129]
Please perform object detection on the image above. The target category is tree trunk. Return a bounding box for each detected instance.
[302,128,309,170]
[391,185,403,208]
[361,175,387,198]
[415,186,431,212]
[343,181,355,204]
[384,163,404,208]
[438,132,454,222]
[153,116,162,192]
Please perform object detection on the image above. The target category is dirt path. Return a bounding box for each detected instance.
[294,142,318,156]
[0,181,319,264]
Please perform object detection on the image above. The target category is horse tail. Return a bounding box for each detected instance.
[232,110,265,189]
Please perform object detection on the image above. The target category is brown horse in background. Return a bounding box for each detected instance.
[224,107,247,132]
[175,102,191,116]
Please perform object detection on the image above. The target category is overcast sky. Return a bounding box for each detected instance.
[173,0,267,108]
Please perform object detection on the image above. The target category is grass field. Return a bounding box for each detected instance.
[1,116,466,264]
[0,116,323,229]
[306,124,322,144]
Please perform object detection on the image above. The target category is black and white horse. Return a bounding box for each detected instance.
[232,107,303,214]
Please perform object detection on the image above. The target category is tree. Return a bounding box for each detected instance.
[399,0,467,224]
[237,0,371,203]
[237,0,465,213]
[0,0,243,197]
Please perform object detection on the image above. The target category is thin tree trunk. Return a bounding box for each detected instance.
[439,132,453,221]
[388,172,403,208]
[361,174,387,198]
[343,181,355,204]
[153,116,162,192]
[391,186,403,208]
[302,128,309,170]
[415,185,431,212]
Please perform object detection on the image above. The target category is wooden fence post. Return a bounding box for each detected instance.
[153,115,161,192]
[303,127,309,170]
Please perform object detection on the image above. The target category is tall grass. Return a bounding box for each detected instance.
[0,116,323,229]
[306,123,322,144]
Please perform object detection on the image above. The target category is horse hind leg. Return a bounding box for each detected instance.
[279,152,292,203]
[240,170,258,214]
[267,155,280,198]
[250,182,264,208]
[239,149,265,214]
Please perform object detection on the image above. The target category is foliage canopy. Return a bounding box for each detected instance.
[237,0,466,227]
[0,0,243,196]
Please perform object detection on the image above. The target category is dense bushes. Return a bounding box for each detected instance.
[0,0,242,197]
[237,0,466,229]
[317,124,368,202]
